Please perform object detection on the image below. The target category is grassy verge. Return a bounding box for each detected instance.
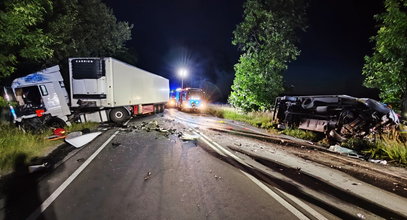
[343,134,407,165]
[206,105,407,165]
[0,122,98,175]
[205,105,275,130]
[280,128,320,142]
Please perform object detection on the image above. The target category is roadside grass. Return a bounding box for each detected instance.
[280,128,320,142]
[0,122,98,175]
[205,105,276,130]
[206,105,407,165]
[343,133,407,165]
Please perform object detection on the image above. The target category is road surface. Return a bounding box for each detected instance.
[2,109,407,220]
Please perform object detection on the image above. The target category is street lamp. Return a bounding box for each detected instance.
[178,68,188,88]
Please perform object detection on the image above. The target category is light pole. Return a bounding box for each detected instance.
[178,68,188,88]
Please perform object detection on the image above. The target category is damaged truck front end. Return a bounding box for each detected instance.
[273,95,399,142]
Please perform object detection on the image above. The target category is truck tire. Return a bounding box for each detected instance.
[110,107,129,124]
[46,117,67,128]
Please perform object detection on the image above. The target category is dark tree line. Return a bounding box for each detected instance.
[230,0,406,115]
[0,0,134,80]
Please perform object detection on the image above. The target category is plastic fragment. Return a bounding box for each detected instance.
[28,162,49,173]
[144,171,152,181]
[368,159,387,165]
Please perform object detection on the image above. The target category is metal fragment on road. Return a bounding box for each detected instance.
[28,162,49,173]
[181,133,200,141]
[65,131,102,148]
[144,171,152,181]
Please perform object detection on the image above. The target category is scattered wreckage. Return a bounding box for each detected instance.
[273,95,400,141]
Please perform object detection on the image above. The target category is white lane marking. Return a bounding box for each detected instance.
[173,113,325,220]
[27,130,120,220]
[275,188,328,220]
[123,118,131,126]
[193,131,226,157]
[192,128,252,167]
[241,171,310,220]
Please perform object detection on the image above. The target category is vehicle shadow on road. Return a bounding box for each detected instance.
[0,153,57,219]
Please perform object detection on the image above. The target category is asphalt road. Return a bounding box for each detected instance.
[35,111,300,220]
[2,109,406,219]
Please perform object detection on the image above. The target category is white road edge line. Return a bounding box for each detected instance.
[174,115,325,220]
[275,188,328,220]
[123,118,131,126]
[241,170,310,220]
[193,131,226,157]
[27,130,121,220]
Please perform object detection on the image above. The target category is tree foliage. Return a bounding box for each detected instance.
[0,0,133,79]
[46,0,133,66]
[229,0,307,112]
[362,0,407,111]
[0,0,53,78]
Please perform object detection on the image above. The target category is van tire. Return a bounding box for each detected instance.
[110,107,129,124]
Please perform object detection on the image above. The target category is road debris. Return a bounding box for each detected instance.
[368,159,388,165]
[65,131,102,148]
[356,213,366,219]
[181,133,200,141]
[328,144,364,159]
[144,171,152,181]
[214,175,222,180]
[112,142,121,148]
[77,158,85,163]
[28,162,49,173]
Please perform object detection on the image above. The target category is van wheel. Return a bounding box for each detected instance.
[110,108,129,124]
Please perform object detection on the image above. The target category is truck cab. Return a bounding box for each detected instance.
[11,66,71,128]
[175,88,206,111]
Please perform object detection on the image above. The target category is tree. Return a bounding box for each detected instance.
[0,0,133,80]
[362,0,407,113]
[46,0,133,66]
[0,0,53,78]
[229,0,307,112]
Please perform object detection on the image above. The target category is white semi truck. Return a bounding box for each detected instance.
[10,57,169,129]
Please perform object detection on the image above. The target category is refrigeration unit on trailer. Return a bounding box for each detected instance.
[69,57,169,123]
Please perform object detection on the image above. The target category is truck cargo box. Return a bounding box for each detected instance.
[69,57,169,108]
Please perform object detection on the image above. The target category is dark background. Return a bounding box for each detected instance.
[104,0,384,101]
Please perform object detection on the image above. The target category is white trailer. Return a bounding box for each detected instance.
[9,58,169,128]
[69,57,169,123]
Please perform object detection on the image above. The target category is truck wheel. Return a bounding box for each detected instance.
[110,108,129,123]
[46,117,67,128]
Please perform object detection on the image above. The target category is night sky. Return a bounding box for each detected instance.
[104,0,384,102]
